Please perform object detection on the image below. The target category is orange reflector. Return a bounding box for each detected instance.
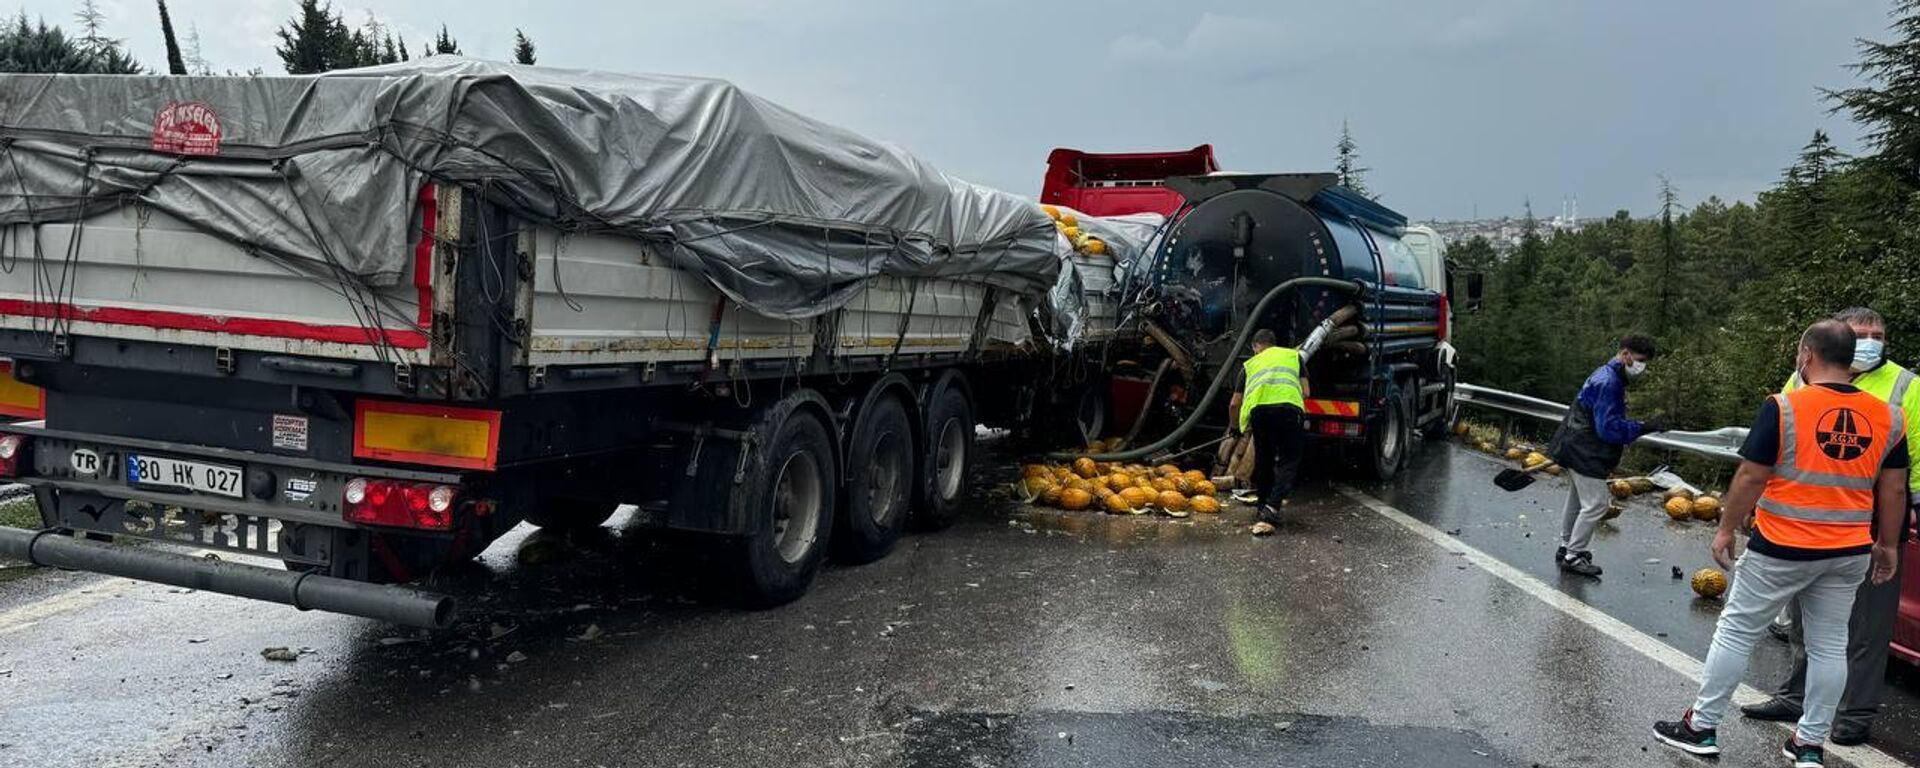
[353,400,501,470]
[0,360,45,419]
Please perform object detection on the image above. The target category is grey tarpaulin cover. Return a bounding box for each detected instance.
[0,58,1152,329]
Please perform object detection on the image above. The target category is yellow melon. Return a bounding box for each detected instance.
[1190,495,1222,514]
[1073,457,1098,478]
[1191,480,1218,497]
[1108,472,1133,489]
[1609,480,1633,499]
[1059,488,1093,511]
[1155,464,1181,477]
[1120,487,1153,508]
[1153,478,1179,493]
[1692,496,1722,522]
[1041,486,1064,507]
[1692,568,1728,599]
[1158,491,1187,512]
[1103,493,1133,515]
[1664,496,1693,520]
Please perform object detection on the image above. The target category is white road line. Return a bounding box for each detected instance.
[0,577,135,636]
[1336,484,1912,768]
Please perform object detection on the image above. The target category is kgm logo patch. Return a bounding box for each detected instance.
[1816,407,1874,460]
[150,101,223,156]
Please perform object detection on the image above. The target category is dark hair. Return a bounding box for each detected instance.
[1252,329,1278,346]
[1833,307,1885,329]
[1803,319,1857,367]
[1619,334,1656,357]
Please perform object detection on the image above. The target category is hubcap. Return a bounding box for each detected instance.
[935,418,966,501]
[867,428,906,526]
[771,451,823,564]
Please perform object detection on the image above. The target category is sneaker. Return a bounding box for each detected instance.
[1558,550,1602,577]
[1258,505,1283,525]
[1768,618,1793,643]
[1782,737,1824,767]
[1652,711,1720,757]
[1231,490,1259,504]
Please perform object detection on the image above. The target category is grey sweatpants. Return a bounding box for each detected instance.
[1690,550,1869,745]
[1773,553,1905,729]
[1557,471,1612,556]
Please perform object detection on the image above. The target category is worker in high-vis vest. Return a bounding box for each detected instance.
[1745,307,1920,746]
[1656,319,1906,767]
[1228,329,1306,526]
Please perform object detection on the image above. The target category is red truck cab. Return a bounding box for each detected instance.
[1041,145,1218,218]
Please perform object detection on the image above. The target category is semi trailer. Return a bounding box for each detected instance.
[0,60,1454,626]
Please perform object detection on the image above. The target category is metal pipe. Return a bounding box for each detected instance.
[0,528,457,628]
[1050,276,1366,461]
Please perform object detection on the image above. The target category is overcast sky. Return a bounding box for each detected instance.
[22,1,1900,220]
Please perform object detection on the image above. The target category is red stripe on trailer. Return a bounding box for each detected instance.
[0,299,430,349]
[1306,399,1361,417]
[0,184,441,350]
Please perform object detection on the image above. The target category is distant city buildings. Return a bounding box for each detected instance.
[1417,197,1588,249]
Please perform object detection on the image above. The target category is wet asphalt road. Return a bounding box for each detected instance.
[0,441,1917,767]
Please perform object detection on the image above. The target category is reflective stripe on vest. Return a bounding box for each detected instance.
[1756,386,1895,550]
[1240,346,1305,431]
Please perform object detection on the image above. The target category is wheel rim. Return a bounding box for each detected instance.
[867,428,907,526]
[935,418,966,501]
[771,451,823,564]
[1382,403,1403,464]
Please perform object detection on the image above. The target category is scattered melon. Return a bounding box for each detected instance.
[1609,480,1633,499]
[1059,488,1093,511]
[1022,464,1050,479]
[1663,487,1696,503]
[1108,472,1134,489]
[1155,464,1181,477]
[1664,496,1693,520]
[1505,447,1527,461]
[1158,491,1187,512]
[1103,493,1132,515]
[1120,487,1154,508]
[1190,495,1223,514]
[1191,480,1218,497]
[1523,452,1549,468]
[1692,568,1728,599]
[1692,495,1722,522]
[1182,469,1208,485]
[1073,457,1099,478]
[1628,477,1657,494]
[1153,478,1179,493]
[1042,486,1064,507]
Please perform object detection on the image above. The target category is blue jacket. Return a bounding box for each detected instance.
[1575,360,1644,445]
[1548,359,1644,477]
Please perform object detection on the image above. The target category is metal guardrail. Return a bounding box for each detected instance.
[1456,382,1747,463]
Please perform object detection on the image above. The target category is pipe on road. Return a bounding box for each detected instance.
[0,527,457,628]
[1050,276,1367,462]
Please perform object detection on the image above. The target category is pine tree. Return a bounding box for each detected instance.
[434,25,460,55]
[0,11,138,73]
[73,0,108,56]
[1334,121,1369,195]
[513,29,536,65]
[275,0,355,74]
[1655,175,1681,336]
[1825,0,1920,191]
[157,0,185,75]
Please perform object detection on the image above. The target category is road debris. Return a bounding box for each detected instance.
[260,647,298,662]
[506,651,528,663]
[1250,522,1276,536]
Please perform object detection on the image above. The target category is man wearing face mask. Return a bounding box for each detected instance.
[1547,334,1668,577]
[1740,307,1920,746]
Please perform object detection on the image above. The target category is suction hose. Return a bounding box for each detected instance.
[1048,276,1367,462]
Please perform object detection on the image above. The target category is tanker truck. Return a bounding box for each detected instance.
[1040,148,1460,480]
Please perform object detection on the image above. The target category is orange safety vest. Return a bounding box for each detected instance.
[1756,385,1900,551]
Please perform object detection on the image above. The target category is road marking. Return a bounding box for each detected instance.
[1336,484,1911,768]
[0,577,136,636]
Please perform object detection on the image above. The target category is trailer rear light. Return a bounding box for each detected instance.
[0,434,26,477]
[0,360,45,419]
[353,400,501,470]
[343,478,458,531]
[1312,420,1363,438]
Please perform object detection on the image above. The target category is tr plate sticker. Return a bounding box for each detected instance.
[272,414,309,452]
[284,477,318,503]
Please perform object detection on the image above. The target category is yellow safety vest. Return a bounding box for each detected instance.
[1786,362,1920,493]
[1240,346,1305,431]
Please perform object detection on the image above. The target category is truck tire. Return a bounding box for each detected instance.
[1362,387,1411,481]
[724,396,837,607]
[915,376,974,530]
[834,392,914,564]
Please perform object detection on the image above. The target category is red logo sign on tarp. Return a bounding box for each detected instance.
[150,101,222,156]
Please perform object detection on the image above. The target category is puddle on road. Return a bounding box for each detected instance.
[902,710,1518,768]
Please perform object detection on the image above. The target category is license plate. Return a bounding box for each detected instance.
[127,454,244,499]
